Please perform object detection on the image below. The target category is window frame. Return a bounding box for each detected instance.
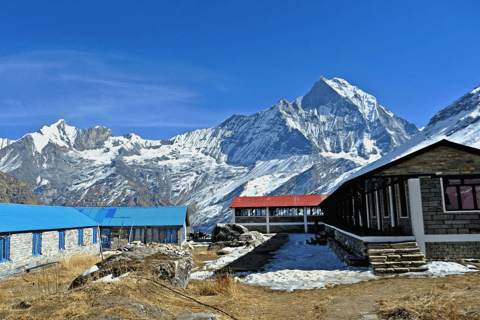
[0,236,9,262]
[442,176,480,212]
[92,228,97,244]
[78,228,84,247]
[58,230,66,251]
[32,232,42,256]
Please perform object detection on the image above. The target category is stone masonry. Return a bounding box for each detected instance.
[368,242,428,275]
[0,227,100,274]
[420,177,480,235]
[426,241,480,259]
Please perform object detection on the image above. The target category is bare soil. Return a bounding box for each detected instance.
[0,249,479,319]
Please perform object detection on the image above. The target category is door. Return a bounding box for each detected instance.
[100,228,111,249]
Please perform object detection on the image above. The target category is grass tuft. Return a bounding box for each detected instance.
[377,288,480,320]
[194,272,239,297]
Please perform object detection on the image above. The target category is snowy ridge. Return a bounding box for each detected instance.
[0,77,421,231]
[0,138,14,150]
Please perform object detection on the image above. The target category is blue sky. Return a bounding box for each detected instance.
[0,0,479,140]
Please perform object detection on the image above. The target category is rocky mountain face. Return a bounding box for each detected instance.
[0,77,419,231]
[0,170,40,205]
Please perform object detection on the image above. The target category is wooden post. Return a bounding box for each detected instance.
[266,207,270,234]
[128,221,134,243]
[97,223,104,261]
[144,226,147,244]
[118,221,124,246]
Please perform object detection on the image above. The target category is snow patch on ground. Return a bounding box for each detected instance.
[425,261,475,276]
[190,234,478,292]
[237,234,375,291]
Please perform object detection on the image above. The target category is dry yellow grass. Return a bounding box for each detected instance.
[377,286,480,320]
[192,272,240,297]
[1,251,479,320]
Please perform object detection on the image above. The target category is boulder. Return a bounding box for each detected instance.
[211,223,249,242]
[239,231,265,248]
[70,244,193,290]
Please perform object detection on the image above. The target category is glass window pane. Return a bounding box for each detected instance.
[445,186,459,210]
[465,179,480,184]
[460,186,475,209]
[476,186,480,209]
[447,179,461,185]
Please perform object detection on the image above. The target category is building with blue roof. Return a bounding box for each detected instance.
[0,203,100,275]
[75,206,190,248]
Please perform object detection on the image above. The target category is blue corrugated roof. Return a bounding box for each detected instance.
[0,203,97,233]
[75,206,188,227]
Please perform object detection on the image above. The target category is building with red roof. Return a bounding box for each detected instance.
[230,194,328,233]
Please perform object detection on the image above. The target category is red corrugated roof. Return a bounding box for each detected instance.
[229,195,329,208]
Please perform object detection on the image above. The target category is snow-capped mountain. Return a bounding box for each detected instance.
[0,138,14,150]
[0,77,419,231]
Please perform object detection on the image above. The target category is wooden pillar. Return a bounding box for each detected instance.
[389,185,396,228]
[375,191,381,230]
[266,207,270,234]
[303,206,308,234]
[360,191,368,236]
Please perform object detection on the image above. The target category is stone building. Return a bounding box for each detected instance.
[231,195,328,233]
[75,206,190,248]
[0,203,100,275]
[320,139,480,270]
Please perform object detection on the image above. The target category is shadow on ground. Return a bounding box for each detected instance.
[219,233,289,273]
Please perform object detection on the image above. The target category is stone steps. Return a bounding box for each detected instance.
[367,242,428,275]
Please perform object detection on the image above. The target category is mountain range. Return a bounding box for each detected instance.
[0,77,478,231]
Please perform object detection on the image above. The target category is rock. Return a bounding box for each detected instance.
[211,223,249,242]
[239,231,265,248]
[69,245,193,290]
[208,240,247,251]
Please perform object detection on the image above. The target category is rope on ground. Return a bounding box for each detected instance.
[132,276,240,320]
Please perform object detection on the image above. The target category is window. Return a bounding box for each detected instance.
[92,228,97,244]
[58,231,65,251]
[32,233,42,256]
[0,236,9,262]
[78,229,84,246]
[443,177,480,211]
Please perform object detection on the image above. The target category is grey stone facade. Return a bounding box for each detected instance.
[420,177,480,235]
[425,241,480,259]
[0,227,100,274]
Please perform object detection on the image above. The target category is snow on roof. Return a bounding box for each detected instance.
[229,195,329,208]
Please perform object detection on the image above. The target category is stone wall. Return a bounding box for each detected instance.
[323,224,368,258]
[420,177,480,235]
[426,242,480,259]
[373,145,480,177]
[269,224,305,233]
[235,217,266,223]
[0,227,100,274]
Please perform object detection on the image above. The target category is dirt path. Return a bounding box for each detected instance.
[219,234,289,273]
